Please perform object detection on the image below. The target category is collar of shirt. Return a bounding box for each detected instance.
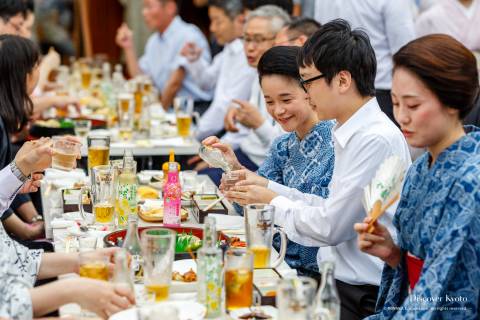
[157,15,182,40]
[226,38,245,55]
[333,97,381,149]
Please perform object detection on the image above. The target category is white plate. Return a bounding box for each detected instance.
[229,306,278,320]
[109,301,206,320]
[171,259,197,293]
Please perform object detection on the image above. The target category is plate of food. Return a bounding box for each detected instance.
[109,301,206,320]
[137,186,159,200]
[171,259,197,293]
[138,200,188,222]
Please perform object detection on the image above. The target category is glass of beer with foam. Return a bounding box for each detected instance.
[87,135,110,173]
[173,96,199,139]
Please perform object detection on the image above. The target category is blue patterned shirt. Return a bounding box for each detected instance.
[257,120,335,274]
[369,127,480,319]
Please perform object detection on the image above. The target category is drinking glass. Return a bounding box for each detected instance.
[74,119,92,138]
[222,171,246,191]
[277,276,317,320]
[78,236,109,281]
[87,136,110,173]
[81,66,92,90]
[181,170,198,192]
[79,165,115,225]
[174,96,199,139]
[141,228,176,302]
[117,93,134,141]
[51,136,81,171]
[244,204,287,269]
[225,248,254,311]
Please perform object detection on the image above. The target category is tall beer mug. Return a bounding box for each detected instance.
[173,96,199,139]
[79,165,116,225]
[244,204,287,269]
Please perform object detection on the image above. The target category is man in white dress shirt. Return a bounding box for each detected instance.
[225,20,412,319]
[115,0,212,109]
[314,0,415,125]
[180,0,257,141]
[197,5,290,185]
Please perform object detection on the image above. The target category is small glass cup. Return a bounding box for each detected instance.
[141,228,176,302]
[225,248,254,311]
[74,119,92,138]
[51,136,81,171]
[117,93,134,141]
[222,170,246,191]
[181,170,198,192]
[276,276,317,320]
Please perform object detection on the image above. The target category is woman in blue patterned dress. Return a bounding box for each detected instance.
[354,34,480,319]
[203,46,335,276]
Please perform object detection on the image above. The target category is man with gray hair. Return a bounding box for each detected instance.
[180,0,256,141]
[198,5,291,185]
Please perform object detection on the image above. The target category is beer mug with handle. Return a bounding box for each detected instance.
[79,165,116,226]
[244,204,287,269]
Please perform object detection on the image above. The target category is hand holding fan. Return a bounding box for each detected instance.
[362,155,406,233]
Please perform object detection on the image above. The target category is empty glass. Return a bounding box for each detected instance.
[73,119,92,138]
[277,277,317,320]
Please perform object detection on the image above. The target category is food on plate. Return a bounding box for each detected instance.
[229,237,246,248]
[137,186,159,199]
[172,268,197,282]
[176,232,202,253]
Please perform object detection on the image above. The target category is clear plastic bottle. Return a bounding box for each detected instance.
[122,214,143,283]
[197,216,223,318]
[313,261,341,320]
[163,162,182,226]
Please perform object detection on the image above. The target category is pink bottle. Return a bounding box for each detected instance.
[163,162,182,226]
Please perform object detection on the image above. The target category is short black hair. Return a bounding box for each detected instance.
[0,0,25,22]
[242,0,293,14]
[208,0,243,19]
[23,0,34,14]
[298,19,376,97]
[258,46,301,87]
[0,35,40,134]
[287,17,321,38]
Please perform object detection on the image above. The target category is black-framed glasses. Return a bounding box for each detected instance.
[300,74,325,93]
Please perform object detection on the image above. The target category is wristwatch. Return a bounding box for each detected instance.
[31,215,43,223]
[10,161,29,183]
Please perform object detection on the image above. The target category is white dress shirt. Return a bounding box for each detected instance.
[234,76,285,166]
[268,98,412,286]
[0,165,24,215]
[139,16,213,102]
[314,0,415,90]
[192,39,257,141]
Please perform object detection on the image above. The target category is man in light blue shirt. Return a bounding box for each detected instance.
[116,0,213,108]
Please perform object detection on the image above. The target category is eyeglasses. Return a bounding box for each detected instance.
[300,74,325,93]
[242,35,276,46]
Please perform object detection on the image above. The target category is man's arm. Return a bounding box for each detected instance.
[161,68,186,110]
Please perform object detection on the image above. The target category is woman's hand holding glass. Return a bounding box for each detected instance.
[354,217,401,268]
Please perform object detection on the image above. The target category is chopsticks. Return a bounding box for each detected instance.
[203,196,225,211]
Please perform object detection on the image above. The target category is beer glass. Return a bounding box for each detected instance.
[277,276,317,320]
[81,66,92,90]
[79,165,115,225]
[117,93,134,141]
[244,204,287,269]
[174,96,199,139]
[141,228,176,302]
[78,237,109,281]
[51,136,81,171]
[87,136,110,173]
[225,248,254,311]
